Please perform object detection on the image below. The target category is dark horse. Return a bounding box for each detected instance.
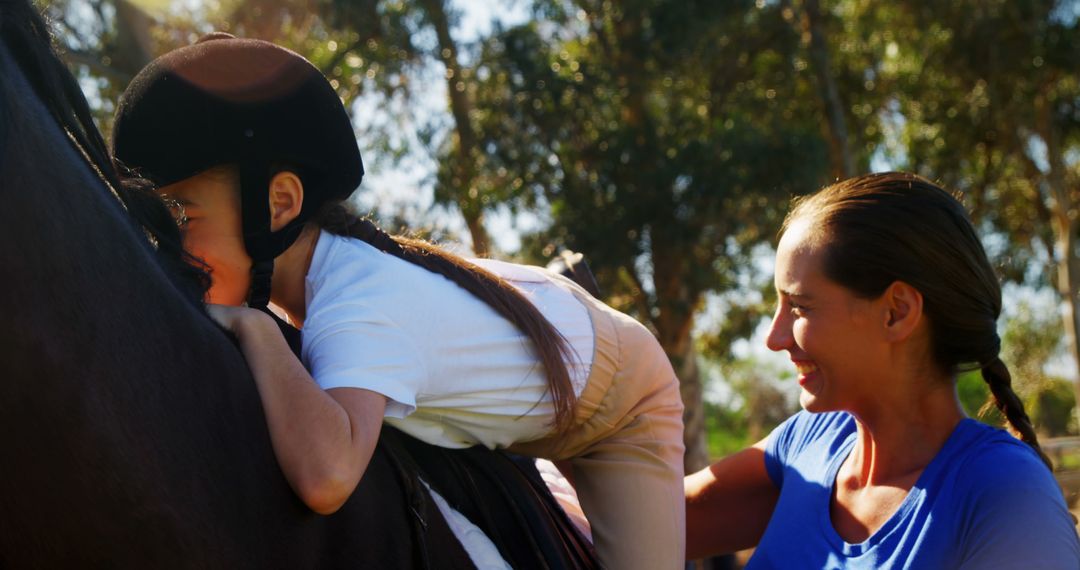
[0,2,594,567]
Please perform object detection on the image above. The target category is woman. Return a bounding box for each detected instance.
[685,172,1080,568]
[112,34,684,569]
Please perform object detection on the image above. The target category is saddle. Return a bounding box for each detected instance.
[268,313,599,569]
[382,427,597,569]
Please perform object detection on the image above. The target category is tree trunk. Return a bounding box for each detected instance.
[462,212,491,258]
[604,5,712,471]
[418,0,491,255]
[650,236,710,473]
[803,0,854,180]
[112,0,154,76]
[676,337,711,473]
[57,0,154,89]
[1037,96,1080,431]
[647,287,708,473]
[1051,218,1080,431]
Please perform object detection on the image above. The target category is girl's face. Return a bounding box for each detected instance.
[159,168,252,306]
[765,218,887,413]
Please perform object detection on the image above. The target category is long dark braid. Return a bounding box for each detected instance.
[980,358,1053,469]
[1,0,209,303]
[317,203,579,433]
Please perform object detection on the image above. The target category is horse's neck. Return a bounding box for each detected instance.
[0,40,316,565]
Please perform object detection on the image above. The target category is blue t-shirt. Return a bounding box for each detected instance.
[747,411,1080,569]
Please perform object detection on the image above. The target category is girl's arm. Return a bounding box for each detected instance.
[209,304,386,515]
[684,438,779,559]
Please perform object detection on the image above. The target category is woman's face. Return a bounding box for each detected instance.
[159,168,252,306]
[765,218,887,413]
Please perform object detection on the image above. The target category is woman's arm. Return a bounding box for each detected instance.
[210,305,386,515]
[685,438,780,560]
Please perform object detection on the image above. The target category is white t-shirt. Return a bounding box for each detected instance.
[301,231,594,449]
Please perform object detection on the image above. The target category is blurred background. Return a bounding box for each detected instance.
[45,0,1080,526]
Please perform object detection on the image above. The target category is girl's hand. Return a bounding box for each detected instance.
[206,303,270,335]
[203,302,385,515]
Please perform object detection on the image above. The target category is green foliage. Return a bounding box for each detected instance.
[959,301,1077,436]
[469,1,833,347]
[700,354,797,460]
[881,0,1079,286]
[957,369,1003,424]
[962,370,1078,437]
[1002,299,1065,393]
[1029,378,1078,436]
[704,402,751,459]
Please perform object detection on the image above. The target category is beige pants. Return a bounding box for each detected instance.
[510,280,686,570]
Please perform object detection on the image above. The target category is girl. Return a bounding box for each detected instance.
[685,172,1080,568]
[113,34,685,569]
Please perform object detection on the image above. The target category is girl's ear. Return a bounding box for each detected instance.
[883,280,923,342]
[268,171,304,232]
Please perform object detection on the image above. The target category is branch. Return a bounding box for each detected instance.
[61,49,133,84]
[321,38,367,76]
[51,16,90,50]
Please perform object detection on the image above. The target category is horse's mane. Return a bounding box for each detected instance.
[0,0,208,303]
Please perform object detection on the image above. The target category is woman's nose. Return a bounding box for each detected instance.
[765,306,792,352]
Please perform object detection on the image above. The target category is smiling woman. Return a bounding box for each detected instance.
[765,214,910,414]
[685,172,1080,569]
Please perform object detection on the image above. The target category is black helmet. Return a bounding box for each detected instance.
[113,33,363,307]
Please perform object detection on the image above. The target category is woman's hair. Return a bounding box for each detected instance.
[316,202,579,433]
[783,171,1051,469]
[3,1,209,303]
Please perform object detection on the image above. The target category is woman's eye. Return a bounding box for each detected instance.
[789,302,808,316]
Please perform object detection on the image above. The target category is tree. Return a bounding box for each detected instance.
[882,0,1080,424]
[44,0,157,136]
[417,0,494,254]
[466,0,840,470]
[802,0,856,179]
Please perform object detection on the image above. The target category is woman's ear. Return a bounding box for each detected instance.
[268,171,304,232]
[883,280,923,342]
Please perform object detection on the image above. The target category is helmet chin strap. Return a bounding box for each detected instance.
[239,159,275,309]
[237,161,303,355]
[237,155,306,310]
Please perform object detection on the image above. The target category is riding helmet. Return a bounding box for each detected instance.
[112,33,363,307]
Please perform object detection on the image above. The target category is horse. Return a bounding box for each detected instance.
[0,1,594,567]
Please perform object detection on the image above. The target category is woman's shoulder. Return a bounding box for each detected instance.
[940,421,1072,533]
[771,410,855,452]
[943,421,1061,503]
[941,422,1080,566]
[949,420,1053,479]
[764,410,855,485]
